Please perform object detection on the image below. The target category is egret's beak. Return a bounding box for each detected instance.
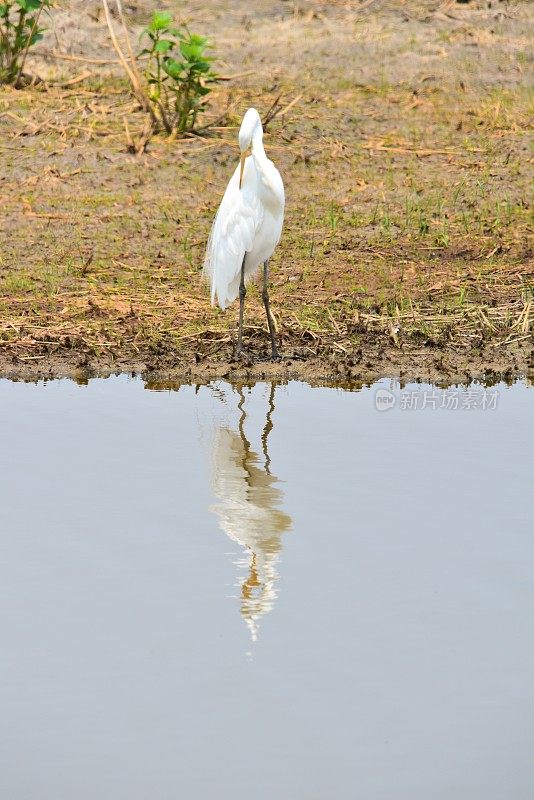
[239,146,253,190]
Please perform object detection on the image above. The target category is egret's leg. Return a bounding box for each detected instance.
[262,260,279,360]
[235,255,246,358]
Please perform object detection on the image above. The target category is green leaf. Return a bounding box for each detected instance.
[154,38,173,53]
[149,10,173,33]
[162,57,184,80]
[29,29,43,45]
[188,34,207,47]
[191,60,211,74]
[16,0,42,10]
[179,41,204,61]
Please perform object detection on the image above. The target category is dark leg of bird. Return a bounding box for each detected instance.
[262,260,279,360]
[235,255,246,358]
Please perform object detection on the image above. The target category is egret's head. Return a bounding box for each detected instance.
[239,107,262,152]
[238,108,262,189]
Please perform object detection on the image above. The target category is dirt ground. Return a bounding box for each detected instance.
[0,0,532,385]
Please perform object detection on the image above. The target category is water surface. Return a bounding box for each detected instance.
[1,376,533,799]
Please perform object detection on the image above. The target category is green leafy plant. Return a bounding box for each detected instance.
[0,0,50,85]
[139,11,220,135]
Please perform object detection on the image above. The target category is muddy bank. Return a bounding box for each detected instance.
[1,334,532,388]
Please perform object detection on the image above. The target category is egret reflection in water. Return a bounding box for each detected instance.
[208,385,291,641]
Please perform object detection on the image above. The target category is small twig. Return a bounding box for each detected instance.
[261,94,282,128]
[277,93,303,118]
[262,93,303,130]
[123,116,135,152]
[135,115,156,154]
[217,70,254,81]
[101,0,156,126]
[115,0,144,93]
[0,110,40,133]
[496,334,532,347]
[361,142,483,157]
[36,50,122,65]
[102,0,138,88]
[61,70,93,87]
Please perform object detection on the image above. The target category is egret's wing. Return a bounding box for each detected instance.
[203,166,263,310]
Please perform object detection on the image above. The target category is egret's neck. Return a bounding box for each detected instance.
[251,126,265,159]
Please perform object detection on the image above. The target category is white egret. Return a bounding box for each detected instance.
[203,108,285,359]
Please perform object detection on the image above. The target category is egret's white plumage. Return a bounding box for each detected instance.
[203,108,284,357]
